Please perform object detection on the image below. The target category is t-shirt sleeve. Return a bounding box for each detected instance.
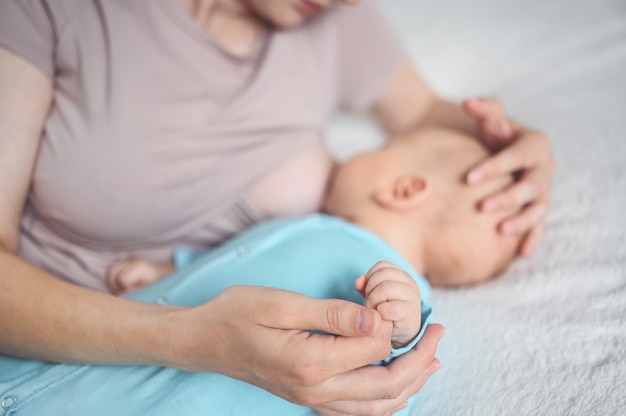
[0,0,57,77]
[335,0,406,112]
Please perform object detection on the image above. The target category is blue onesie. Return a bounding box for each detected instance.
[0,215,432,416]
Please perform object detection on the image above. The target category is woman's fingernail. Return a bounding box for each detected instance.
[467,170,483,184]
[502,222,517,235]
[521,242,534,258]
[483,199,498,212]
[357,309,376,334]
[426,360,441,377]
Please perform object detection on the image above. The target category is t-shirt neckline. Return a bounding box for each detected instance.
[155,0,270,63]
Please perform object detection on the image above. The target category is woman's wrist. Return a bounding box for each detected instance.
[153,301,226,373]
[115,302,186,368]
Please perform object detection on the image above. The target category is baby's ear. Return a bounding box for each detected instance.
[373,174,429,211]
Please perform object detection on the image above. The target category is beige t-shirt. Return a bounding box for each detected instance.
[0,0,404,292]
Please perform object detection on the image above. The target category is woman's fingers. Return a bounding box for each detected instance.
[260,292,395,376]
[279,294,383,337]
[519,223,546,258]
[466,127,554,257]
[476,153,553,240]
[467,129,553,184]
[312,324,444,413]
[319,359,436,416]
[479,161,553,213]
[499,201,550,237]
[463,98,505,121]
[463,98,518,149]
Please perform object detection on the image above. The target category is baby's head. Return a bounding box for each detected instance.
[324,127,521,287]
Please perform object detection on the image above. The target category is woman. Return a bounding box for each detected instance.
[0,0,554,414]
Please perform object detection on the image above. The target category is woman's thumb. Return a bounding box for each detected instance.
[304,299,381,337]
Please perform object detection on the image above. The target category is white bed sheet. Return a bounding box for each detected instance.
[326,1,626,415]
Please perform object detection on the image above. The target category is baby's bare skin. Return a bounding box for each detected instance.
[107,257,174,296]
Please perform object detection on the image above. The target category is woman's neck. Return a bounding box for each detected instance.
[178,0,266,57]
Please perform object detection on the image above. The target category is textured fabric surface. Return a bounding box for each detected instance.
[327,1,626,415]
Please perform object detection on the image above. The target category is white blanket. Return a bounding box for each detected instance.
[327,0,626,414]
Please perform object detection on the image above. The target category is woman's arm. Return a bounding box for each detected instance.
[371,57,556,256]
[0,47,177,365]
[370,57,473,136]
[1,246,444,415]
[0,48,372,367]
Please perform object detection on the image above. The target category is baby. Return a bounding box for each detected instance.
[107,127,521,349]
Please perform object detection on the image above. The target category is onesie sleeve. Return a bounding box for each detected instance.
[0,0,58,77]
[335,0,406,112]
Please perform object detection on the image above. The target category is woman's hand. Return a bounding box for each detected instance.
[174,286,444,416]
[371,58,555,257]
[463,98,557,257]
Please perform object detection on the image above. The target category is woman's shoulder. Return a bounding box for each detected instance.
[0,0,83,34]
[0,0,83,77]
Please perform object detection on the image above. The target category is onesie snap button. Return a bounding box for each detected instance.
[156,296,169,305]
[1,395,17,410]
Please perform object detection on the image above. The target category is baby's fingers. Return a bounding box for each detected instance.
[377,300,410,323]
[360,261,407,299]
[365,280,418,312]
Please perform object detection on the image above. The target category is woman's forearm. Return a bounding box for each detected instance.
[371,57,479,137]
[0,248,182,367]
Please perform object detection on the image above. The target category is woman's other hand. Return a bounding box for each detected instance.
[463,98,557,257]
[370,57,556,259]
[173,286,444,416]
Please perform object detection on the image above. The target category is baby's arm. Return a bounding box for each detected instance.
[355,261,422,349]
[106,257,174,296]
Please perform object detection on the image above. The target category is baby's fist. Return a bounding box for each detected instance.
[355,261,422,349]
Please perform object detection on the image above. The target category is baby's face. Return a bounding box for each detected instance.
[425,183,520,287]
[405,130,520,286]
[324,127,521,286]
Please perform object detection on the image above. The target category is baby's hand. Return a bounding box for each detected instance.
[106,257,173,296]
[355,261,422,349]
